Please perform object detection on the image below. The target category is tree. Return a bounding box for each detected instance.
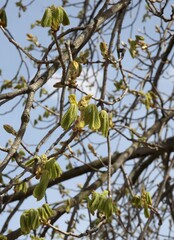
[0,0,174,239]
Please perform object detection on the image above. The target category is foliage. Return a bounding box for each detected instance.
[0,1,174,240]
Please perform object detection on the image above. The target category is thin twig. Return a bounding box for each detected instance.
[107,131,112,197]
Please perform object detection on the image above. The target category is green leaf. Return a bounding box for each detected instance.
[61,6,70,25]
[51,6,61,31]
[33,170,50,201]
[61,104,78,130]
[144,202,150,218]
[44,158,62,180]
[78,94,92,111]
[84,104,101,130]
[99,110,109,137]
[41,8,52,27]
[68,94,78,105]
[65,198,71,213]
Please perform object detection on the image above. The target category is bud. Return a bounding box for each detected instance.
[0,9,7,27]
[100,42,108,56]
[3,124,16,136]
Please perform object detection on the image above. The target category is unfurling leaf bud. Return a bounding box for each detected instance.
[68,94,78,105]
[144,202,150,218]
[33,170,50,201]
[145,191,152,205]
[99,110,109,137]
[44,157,62,180]
[14,181,28,194]
[61,7,70,26]
[20,209,40,234]
[61,104,78,130]
[41,5,70,31]
[69,60,82,81]
[78,94,92,111]
[41,8,52,27]
[84,104,101,130]
[38,204,54,223]
[100,42,108,56]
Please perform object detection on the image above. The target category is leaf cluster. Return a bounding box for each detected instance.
[25,154,62,201]
[41,5,70,31]
[87,191,119,219]
[132,188,153,218]
[61,94,110,137]
[128,35,148,58]
[20,204,54,235]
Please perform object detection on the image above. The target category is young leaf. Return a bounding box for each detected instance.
[60,6,70,25]
[33,170,50,201]
[84,104,101,130]
[144,202,150,218]
[42,203,55,218]
[78,94,92,111]
[99,110,109,137]
[68,94,78,105]
[51,6,61,31]
[41,8,52,27]
[44,158,62,180]
[61,104,78,130]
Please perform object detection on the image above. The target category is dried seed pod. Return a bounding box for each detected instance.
[88,143,97,156]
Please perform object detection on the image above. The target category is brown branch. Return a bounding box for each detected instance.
[3,134,174,204]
